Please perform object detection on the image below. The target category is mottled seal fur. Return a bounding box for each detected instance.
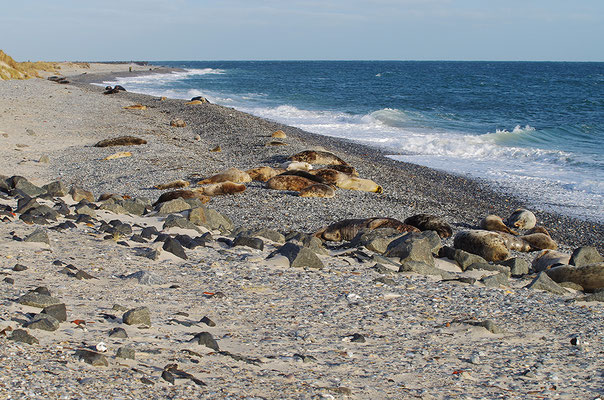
[289,150,348,166]
[198,168,252,184]
[153,190,210,206]
[527,226,551,237]
[154,180,190,190]
[280,161,313,171]
[404,214,453,238]
[299,184,336,198]
[278,170,325,184]
[123,104,147,110]
[246,166,282,182]
[519,233,557,250]
[195,182,246,196]
[546,262,604,291]
[266,175,316,192]
[453,230,509,262]
[507,209,537,230]
[532,249,571,272]
[315,217,420,242]
[309,169,349,185]
[94,136,147,147]
[498,232,532,252]
[480,215,518,235]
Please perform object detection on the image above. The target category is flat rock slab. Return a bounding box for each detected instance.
[9,329,39,345]
[25,314,60,331]
[526,272,569,295]
[18,292,62,308]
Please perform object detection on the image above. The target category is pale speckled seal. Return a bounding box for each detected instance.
[289,150,348,166]
[453,230,509,262]
[195,182,246,196]
[506,209,537,230]
[315,217,419,242]
[198,168,252,184]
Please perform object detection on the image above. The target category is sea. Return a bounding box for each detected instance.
[101,61,604,222]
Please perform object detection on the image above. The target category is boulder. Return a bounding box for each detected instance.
[122,307,151,326]
[269,243,324,269]
[526,272,569,295]
[384,233,436,267]
[569,247,603,267]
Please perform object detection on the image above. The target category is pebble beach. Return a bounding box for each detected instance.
[0,63,603,399]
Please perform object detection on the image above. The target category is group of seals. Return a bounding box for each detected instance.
[103,85,126,95]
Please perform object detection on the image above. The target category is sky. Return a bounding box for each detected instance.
[1,0,603,61]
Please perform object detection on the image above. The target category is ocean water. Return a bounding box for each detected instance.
[101,61,604,222]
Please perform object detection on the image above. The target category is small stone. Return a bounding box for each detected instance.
[480,272,509,287]
[75,349,109,367]
[108,327,129,338]
[156,198,191,215]
[373,276,396,285]
[161,369,175,384]
[23,228,50,245]
[9,329,39,345]
[41,303,67,322]
[199,316,216,327]
[12,264,28,271]
[478,319,505,334]
[194,134,201,141]
[112,304,128,312]
[349,333,366,343]
[453,249,488,271]
[269,242,324,269]
[140,226,159,239]
[116,346,136,360]
[122,307,151,326]
[3,277,14,285]
[42,181,68,197]
[233,235,264,250]
[74,270,96,280]
[140,377,154,385]
[25,314,60,331]
[190,332,219,351]
[498,257,530,277]
[385,233,436,266]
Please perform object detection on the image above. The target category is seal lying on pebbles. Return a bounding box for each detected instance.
[520,233,557,250]
[498,232,532,252]
[103,85,126,94]
[480,215,518,235]
[278,170,325,184]
[532,249,571,272]
[198,168,252,184]
[94,136,147,147]
[453,230,509,262]
[154,179,190,190]
[507,209,537,230]
[280,161,313,171]
[123,104,147,110]
[289,150,348,166]
[315,217,419,241]
[337,177,383,193]
[404,214,453,238]
[195,182,246,196]
[246,166,283,182]
[153,190,210,206]
[299,184,336,198]
[271,130,287,138]
[266,175,316,192]
[309,169,350,185]
[546,262,604,291]
[103,151,131,161]
[527,226,551,237]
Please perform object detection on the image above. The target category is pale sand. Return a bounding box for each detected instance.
[0,63,602,399]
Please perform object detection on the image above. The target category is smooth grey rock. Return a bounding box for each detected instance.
[74,270,96,280]
[120,199,147,216]
[188,207,232,233]
[13,264,28,271]
[163,237,188,259]
[498,257,530,277]
[466,262,511,276]
[9,329,39,345]
[526,272,569,295]
[191,332,219,351]
[480,272,509,287]
[125,270,165,285]
[14,179,46,197]
[350,228,403,254]
[569,247,603,267]
[108,327,129,338]
[156,198,191,215]
[454,249,488,271]
[399,261,455,279]
[75,205,97,218]
[116,346,136,360]
[75,349,108,367]
[385,233,435,267]
[199,316,216,327]
[24,228,50,245]
[42,181,68,197]
[18,292,61,308]
[163,214,200,231]
[122,307,151,326]
[99,203,128,214]
[270,242,324,269]
[26,314,60,331]
[233,235,264,250]
[41,303,67,322]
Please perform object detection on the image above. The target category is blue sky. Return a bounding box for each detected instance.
[2,0,603,61]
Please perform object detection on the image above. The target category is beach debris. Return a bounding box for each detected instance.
[289,149,348,165]
[453,230,509,262]
[170,118,186,127]
[197,167,251,184]
[103,151,132,161]
[154,179,190,190]
[506,208,537,230]
[405,213,453,238]
[123,104,146,110]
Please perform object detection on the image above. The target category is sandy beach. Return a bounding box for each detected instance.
[0,63,603,399]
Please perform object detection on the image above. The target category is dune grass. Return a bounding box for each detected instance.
[0,50,60,80]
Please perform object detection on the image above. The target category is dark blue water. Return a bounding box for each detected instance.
[102,61,604,221]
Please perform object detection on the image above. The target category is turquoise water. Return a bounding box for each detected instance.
[101,61,604,221]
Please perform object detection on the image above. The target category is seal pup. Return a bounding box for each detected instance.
[480,215,518,235]
[154,180,190,190]
[271,130,287,138]
[198,168,252,184]
[190,96,209,103]
[519,233,557,250]
[195,182,246,196]
[280,161,313,171]
[246,166,282,182]
[153,190,210,206]
[266,175,316,192]
[404,214,453,238]
[337,177,383,193]
[506,209,537,230]
[453,230,509,262]
[309,169,350,186]
[315,217,419,242]
[532,249,571,272]
[299,184,336,198]
[289,150,348,166]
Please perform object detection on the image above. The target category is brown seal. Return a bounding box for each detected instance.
[526,226,551,237]
[271,130,287,138]
[154,179,190,190]
[195,182,246,196]
[266,175,316,192]
[337,177,382,193]
[299,184,336,198]
[278,170,325,184]
[479,215,518,235]
[153,190,210,206]
[404,214,453,238]
[94,136,147,147]
[315,217,419,242]
[453,230,509,262]
[309,169,349,185]
[519,233,557,250]
[246,166,283,182]
[123,104,147,110]
[198,168,252,184]
[289,150,348,166]
[546,262,604,291]
[532,249,571,272]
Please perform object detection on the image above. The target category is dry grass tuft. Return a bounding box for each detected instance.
[0,50,59,80]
